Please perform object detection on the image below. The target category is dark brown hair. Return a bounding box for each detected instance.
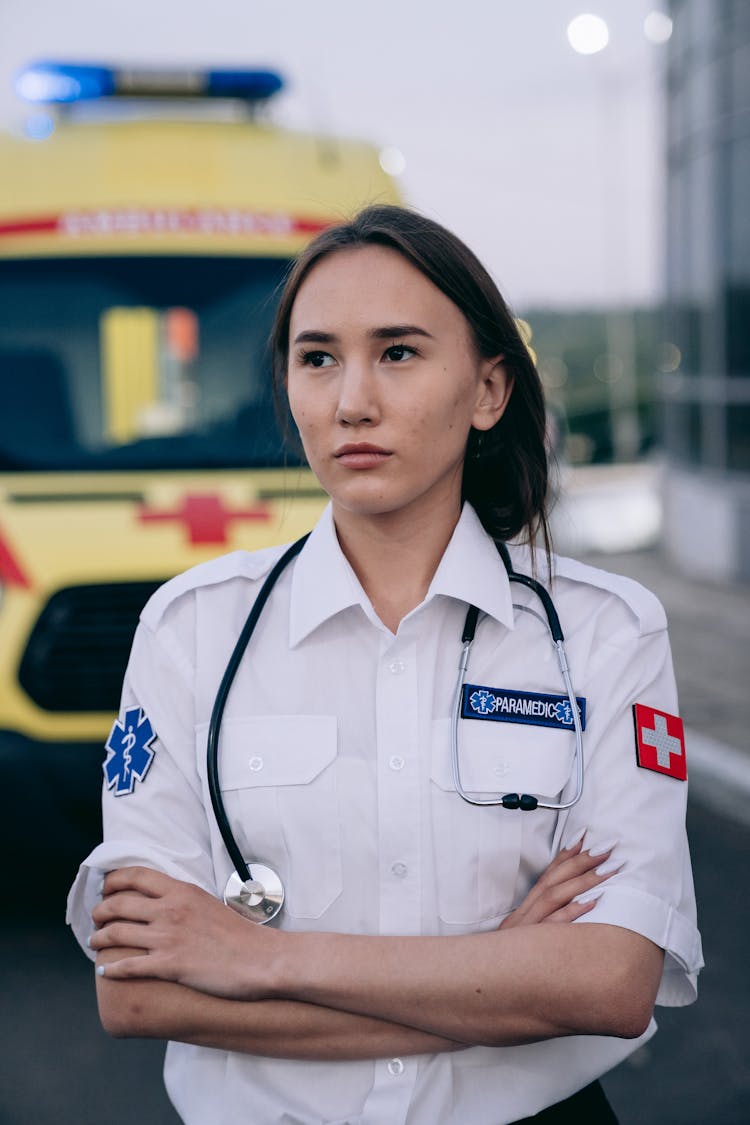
[270,204,551,559]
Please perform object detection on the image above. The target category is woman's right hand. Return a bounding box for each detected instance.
[498,833,620,930]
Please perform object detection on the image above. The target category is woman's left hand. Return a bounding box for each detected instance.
[498,835,619,930]
[89,866,280,999]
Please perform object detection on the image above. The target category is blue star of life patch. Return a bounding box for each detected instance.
[461,684,586,731]
[104,706,157,796]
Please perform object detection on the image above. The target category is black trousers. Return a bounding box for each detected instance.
[513,1080,619,1123]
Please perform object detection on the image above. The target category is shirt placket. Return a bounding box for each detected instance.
[376,628,421,935]
[362,625,422,1121]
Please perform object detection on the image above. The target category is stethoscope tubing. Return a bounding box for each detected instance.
[450,632,584,811]
[207,532,583,898]
[206,533,310,884]
[450,549,584,811]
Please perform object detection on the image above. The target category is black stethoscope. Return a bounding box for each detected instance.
[208,535,584,924]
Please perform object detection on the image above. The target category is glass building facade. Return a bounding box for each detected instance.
[662,0,750,579]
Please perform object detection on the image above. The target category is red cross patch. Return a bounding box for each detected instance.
[633,703,687,781]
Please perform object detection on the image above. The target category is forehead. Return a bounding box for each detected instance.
[289,244,466,333]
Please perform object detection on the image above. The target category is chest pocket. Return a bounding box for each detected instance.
[202,715,341,920]
[430,717,575,925]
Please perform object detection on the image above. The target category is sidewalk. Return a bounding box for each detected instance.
[580,545,750,757]
[551,463,750,824]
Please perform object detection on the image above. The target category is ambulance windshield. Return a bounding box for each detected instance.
[0,256,303,471]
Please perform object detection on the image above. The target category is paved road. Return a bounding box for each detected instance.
[581,546,750,761]
[601,799,750,1124]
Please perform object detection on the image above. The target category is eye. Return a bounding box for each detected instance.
[383,343,417,363]
[299,350,335,368]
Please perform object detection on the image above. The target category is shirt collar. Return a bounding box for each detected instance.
[425,503,515,631]
[289,504,366,647]
[289,502,515,647]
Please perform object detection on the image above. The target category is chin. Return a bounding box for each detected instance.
[320,464,462,523]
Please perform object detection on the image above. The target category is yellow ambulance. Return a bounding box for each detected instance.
[0,62,398,827]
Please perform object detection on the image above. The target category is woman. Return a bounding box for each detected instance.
[68,205,702,1124]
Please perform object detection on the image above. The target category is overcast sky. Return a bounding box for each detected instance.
[0,0,671,310]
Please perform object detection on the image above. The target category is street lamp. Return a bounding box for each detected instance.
[565,12,643,463]
[567,14,610,55]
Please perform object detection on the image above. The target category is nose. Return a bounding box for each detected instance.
[334,360,381,427]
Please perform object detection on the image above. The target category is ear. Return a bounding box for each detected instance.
[472,357,513,432]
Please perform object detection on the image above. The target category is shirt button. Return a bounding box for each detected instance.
[388,660,406,674]
[389,755,405,771]
[248,756,264,772]
[391,862,408,878]
[387,1058,405,1077]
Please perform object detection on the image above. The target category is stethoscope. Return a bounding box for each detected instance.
[208,535,584,924]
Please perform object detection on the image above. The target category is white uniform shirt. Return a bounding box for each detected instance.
[68,503,702,1125]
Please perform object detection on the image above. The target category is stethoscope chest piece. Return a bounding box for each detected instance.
[223,863,284,924]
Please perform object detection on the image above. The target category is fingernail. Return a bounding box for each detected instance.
[96,965,106,977]
[588,838,619,857]
[96,877,105,896]
[86,934,92,949]
[563,826,587,850]
[575,887,604,905]
[595,859,623,877]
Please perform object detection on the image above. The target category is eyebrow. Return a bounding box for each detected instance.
[293,325,435,345]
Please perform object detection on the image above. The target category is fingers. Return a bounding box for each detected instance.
[544,834,617,880]
[534,861,619,919]
[545,892,604,924]
[92,890,157,928]
[95,951,171,982]
[519,842,617,916]
[90,869,198,958]
[527,852,621,921]
[525,831,597,894]
[101,866,175,899]
[499,835,623,930]
[90,920,156,953]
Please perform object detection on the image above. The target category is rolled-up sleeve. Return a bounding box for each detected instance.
[66,610,215,959]
[559,608,703,1007]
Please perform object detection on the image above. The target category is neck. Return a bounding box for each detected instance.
[331,497,463,633]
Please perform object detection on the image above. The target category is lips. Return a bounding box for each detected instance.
[334,443,392,469]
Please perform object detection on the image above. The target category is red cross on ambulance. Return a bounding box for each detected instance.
[139,492,271,546]
[633,703,687,781]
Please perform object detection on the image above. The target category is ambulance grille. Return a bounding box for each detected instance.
[19,582,165,712]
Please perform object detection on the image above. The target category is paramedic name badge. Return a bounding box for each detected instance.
[461,685,586,731]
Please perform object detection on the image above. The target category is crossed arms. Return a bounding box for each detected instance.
[90,835,664,1060]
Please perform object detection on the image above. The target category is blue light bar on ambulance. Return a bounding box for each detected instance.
[15,62,284,105]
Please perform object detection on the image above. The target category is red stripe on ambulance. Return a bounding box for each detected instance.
[0,209,333,239]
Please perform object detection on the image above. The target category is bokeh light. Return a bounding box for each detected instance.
[23,112,55,140]
[566,14,610,55]
[379,145,406,176]
[657,342,682,372]
[593,352,624,383]
[539,356,569,390]
[644,10,674,45]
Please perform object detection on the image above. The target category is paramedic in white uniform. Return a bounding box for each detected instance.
[68,206,702,1124]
